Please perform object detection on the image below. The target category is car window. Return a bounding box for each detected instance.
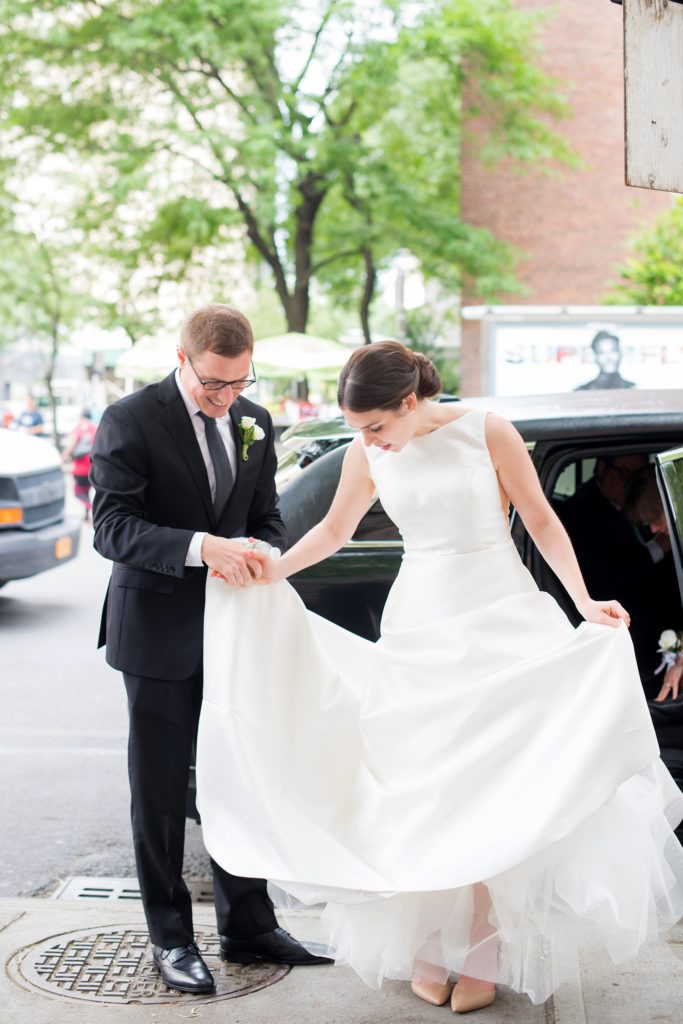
[657,447,683,528]
[656,446,683,601]
[552,458,597,502]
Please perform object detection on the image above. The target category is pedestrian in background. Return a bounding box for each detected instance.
[62,409,97,522]
[16,395,45,435]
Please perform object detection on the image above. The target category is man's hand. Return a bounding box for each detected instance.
[201,535,263,587]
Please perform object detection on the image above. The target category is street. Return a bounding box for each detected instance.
[0,497,211,898]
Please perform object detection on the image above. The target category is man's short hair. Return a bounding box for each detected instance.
[591,330,620,353]
[180,305,254,358]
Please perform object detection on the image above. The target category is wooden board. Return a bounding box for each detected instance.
[624,0,683,193]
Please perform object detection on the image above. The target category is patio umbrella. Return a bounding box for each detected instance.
[253,332,350,380]
[114,336,178,382]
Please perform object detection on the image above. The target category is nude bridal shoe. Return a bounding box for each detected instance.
[450,978,496,1014]
[410,976,455,1006]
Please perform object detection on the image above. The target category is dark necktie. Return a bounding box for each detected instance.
[197,411,234,517]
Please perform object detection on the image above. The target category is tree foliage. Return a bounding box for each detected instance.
[403,306,461,394]
[0,167,95,443]
[607,198,683,305]
[0,0,572,339]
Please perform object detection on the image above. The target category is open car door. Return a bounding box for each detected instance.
[654,446,683,815]
[656,444,683,611]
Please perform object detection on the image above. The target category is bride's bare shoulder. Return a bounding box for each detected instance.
[482,410,519,436]
[483,411,527,461]
[344,434,372,470]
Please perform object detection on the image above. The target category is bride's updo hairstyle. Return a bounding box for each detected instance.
[337,340,441,412]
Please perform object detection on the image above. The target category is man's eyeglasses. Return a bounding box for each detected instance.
[187,353,257,393]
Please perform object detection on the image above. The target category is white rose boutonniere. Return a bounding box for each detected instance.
[655,629,683,673]
[238,416,265,462]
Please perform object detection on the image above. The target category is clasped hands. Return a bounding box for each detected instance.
[201,534,279,587]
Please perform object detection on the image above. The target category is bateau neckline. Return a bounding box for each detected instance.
[411,407,479,440]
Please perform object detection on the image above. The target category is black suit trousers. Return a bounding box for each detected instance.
[123,671,277,947]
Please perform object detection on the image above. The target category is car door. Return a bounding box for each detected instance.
[653,445,683,811]
[656,445,683,604]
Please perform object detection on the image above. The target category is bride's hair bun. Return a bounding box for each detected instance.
[413,351,441,400]
[337,340,442,412]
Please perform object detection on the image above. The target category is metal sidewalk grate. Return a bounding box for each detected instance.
[53,876,214,903]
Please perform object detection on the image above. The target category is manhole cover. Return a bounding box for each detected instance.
[7,926,290,1004]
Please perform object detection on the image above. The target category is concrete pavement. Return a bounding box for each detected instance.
[1,896,681,1024]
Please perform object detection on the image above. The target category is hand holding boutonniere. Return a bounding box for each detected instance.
[654,630,683,703]
[655,629,682,674]
[238,416,265,462]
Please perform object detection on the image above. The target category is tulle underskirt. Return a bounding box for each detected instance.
[271,761,683,1005]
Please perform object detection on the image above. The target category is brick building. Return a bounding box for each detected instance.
[459,0,674,395]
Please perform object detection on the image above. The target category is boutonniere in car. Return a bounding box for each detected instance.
[238,416,265,462]
[655,629,682,674]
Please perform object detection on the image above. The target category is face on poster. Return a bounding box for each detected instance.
[491,322,683,396]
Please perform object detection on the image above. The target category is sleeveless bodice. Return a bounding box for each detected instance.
[364,408,510,555]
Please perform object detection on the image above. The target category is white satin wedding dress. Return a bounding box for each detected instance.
[197,408,683,1004]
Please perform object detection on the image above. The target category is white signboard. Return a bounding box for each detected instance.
[490,321,683,396]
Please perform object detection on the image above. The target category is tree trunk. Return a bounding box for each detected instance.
[284,291,309,333]
[287,173,326,333]
[44,323,60,448]
[359,248,376,345]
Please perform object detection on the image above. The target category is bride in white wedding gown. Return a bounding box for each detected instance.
[196,341,683,1011]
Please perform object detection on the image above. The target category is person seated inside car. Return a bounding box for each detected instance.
[624,464,673,565]
[559,455,681,697]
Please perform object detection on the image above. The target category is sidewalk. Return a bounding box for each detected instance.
[1,897,681,1024]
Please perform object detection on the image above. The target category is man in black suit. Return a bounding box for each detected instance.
[91,305,328,995]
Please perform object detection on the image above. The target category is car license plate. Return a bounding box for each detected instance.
[55,537,73,560]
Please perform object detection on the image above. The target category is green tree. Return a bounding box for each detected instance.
[0,176,94,444]
[607,198,683,305]
[0,0,572,341]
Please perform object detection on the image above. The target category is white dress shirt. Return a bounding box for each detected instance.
[175,369,238,566]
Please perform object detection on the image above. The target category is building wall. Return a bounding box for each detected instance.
[459,0,673,395]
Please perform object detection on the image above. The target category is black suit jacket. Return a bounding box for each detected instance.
[90,372,287,680]
[559,478,673,678]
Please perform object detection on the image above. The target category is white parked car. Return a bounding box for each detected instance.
[0,428,80,587]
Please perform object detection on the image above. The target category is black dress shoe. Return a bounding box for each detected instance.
[152,943,215,994]
[219,927,332,966]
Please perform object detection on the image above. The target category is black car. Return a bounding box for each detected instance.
[276,389,683,802]
[277,389,683,639]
